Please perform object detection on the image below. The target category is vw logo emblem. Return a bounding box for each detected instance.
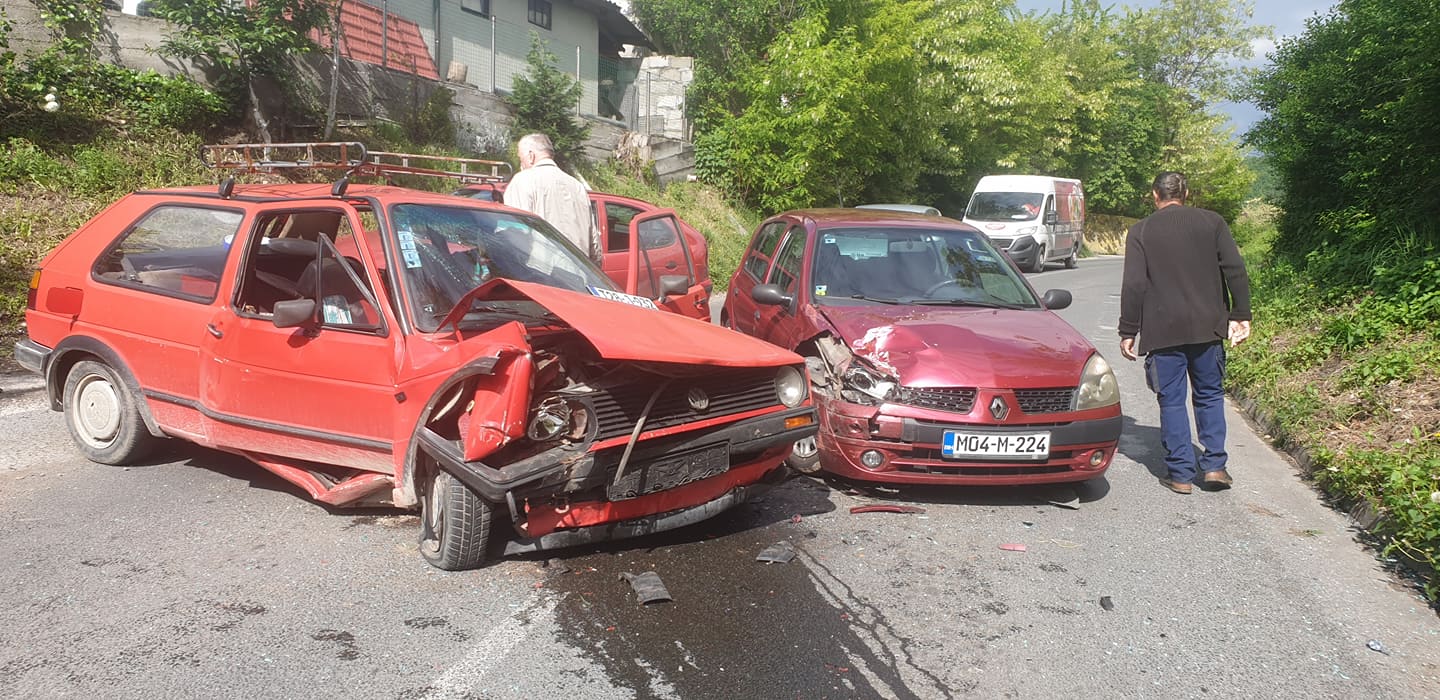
[988,396,1009,421]
[687,387,711,413]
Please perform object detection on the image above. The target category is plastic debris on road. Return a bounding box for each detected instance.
[620,571,672,605]
[849,504,926,515]
[1100,596,1115,611]
[1366,639,1391,655]
[998,543,1027,552]
[756,541,797,564]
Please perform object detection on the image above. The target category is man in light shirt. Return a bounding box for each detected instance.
[503,133,600,262]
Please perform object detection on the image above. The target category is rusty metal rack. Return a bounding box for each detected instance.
[201,142,512,184]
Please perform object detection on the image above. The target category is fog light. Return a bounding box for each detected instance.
[860,450,884,468]
[1089,449,1106,467]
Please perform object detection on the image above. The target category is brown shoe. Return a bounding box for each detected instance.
[1202,470,1234,490]
[1159,477,1193,495]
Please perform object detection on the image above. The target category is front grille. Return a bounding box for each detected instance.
[590,369,778,441]
[898,387,977,413]
[1015,388,1075,414]
[988,237,1012,250]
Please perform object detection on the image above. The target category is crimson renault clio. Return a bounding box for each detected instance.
[15,143,817,570]
[722,208,1121,486]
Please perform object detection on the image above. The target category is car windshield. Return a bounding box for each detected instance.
[965,192,1043,222]
[810,226,1039,308]
[389,203,616,332]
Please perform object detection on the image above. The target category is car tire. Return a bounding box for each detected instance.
[1064,247,1078,269]
[62,359,158,465]
[419,469,493,571]
[786,435,822,475]
[1028,245,1047,273]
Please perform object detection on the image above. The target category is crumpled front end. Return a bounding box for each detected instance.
[412,309,817,550]
[808,334,1120,486]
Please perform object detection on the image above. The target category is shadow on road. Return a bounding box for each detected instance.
[819,473,1111,509]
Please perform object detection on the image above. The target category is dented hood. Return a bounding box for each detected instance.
[818,304,1095,387]
[465,279,800,367]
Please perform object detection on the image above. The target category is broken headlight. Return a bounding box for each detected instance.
[1076,352,1120,410]
[844,363,897,402]
[526,396,590,442]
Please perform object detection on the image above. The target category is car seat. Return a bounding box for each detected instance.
[298,256,376,326]
[813,241,855,297]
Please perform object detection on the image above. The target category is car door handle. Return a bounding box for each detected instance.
[206,323,223,339]
[665,261,677,270]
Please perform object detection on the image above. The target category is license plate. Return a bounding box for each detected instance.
[941,431,1050,460]
[589,286,660,311]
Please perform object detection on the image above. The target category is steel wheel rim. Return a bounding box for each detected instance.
[421,474,444,554]
[72,374,121,449]
[792,436,818,459]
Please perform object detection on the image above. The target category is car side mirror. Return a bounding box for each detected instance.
[273,298,319,329]
[659,274,690,297]
[1043,211,1059,226]
[1040,289,1072,310]
[751,283,794,310]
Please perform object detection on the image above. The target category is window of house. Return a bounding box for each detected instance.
[460,0,489,17]
[528,0,552,30]
[94,205,242,302]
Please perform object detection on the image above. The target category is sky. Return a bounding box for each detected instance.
[1013,0,1337,136]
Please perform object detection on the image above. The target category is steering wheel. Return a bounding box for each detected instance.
[923,279,969,297]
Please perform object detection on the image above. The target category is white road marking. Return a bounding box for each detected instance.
[422,593,560,699]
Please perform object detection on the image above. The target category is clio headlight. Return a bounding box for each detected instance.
[844,363,897,402]
[1076,353,1120,410]
[775,365,807,407]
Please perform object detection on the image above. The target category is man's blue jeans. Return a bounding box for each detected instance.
[1144,341,1228,483]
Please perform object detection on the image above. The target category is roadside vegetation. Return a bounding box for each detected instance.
[1,0,1436,596]
[1233,0,1440,596]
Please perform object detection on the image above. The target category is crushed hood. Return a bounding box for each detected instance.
[457,279,801,368]
[818,304,1094,387]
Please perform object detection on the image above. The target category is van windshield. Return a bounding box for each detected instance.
[965,192,1043,222]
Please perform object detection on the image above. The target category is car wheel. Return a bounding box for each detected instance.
[419,468,492,571]
[1064,247,1078,269]
[786,435,822,475]
[62,359,158,465]
[1028,245,1047,273]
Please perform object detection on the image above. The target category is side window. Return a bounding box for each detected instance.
[638,216,679,250]
[742,221,787,281]
[236,210,380,331]
[766,228,807,293]
[605,203,642,253]
[94,205,242,302]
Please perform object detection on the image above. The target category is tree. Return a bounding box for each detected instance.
[506,34,589,168]
[149,0,334,142]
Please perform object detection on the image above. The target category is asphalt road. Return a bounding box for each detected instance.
[2,257,1438,699]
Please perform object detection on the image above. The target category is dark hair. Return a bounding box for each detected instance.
[1152,171,1188,202]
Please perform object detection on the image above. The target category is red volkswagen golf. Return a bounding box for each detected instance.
[722,208,1121,486]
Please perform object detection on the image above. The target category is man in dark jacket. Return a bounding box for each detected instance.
[1118,172,1252,494]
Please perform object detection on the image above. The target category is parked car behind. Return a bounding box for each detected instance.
[722,208,1120,486]
[15,143,817,570]
[454,183,712,320]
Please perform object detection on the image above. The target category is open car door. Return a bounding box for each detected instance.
[623,209,709,319]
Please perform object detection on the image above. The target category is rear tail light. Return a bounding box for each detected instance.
[26,270,40,310]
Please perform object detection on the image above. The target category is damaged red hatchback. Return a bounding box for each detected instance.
[723,208,1120,486]
[15,144,817,569]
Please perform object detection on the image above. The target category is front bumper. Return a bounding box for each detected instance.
[994,236,1038,269]
[13,338,50,375]
[818,399,1121,486]
[418,405,817,504]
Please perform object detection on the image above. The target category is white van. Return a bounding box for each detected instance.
[962,175,1085,273]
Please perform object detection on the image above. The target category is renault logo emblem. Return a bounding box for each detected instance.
[988,396,1009,421]
[687,387,711,413]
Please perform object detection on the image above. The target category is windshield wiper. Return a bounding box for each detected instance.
[844,294,903,304]
[904,298,1026,310]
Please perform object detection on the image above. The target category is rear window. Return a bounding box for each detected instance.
[94,205,243,302]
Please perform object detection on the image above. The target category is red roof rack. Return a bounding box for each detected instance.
[202,142,512,185]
